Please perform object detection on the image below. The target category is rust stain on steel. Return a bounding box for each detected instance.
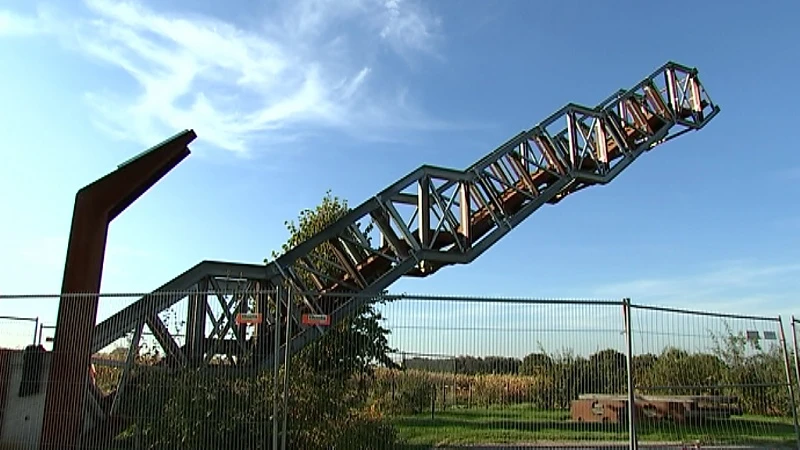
[39,130,196,450]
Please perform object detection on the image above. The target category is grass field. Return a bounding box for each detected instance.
[390,403,797,448]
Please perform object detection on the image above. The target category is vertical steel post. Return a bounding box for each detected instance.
[792,317,800,411]
[32,317,39,346]
[185,279,208,366]
[623,298,638,450]
[41,130,195,450]
[778,316,800,449]
[793,316,800,450]
[272,286,281,450]
[281,286,292,450]
[418,176,431,247]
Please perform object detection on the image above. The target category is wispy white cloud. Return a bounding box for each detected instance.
[589,259,800,317]
[0,9,42,36]
[380,0,442,57]
[0,0,449,154]
[381,260,800,358]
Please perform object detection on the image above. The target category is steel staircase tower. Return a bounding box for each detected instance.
[90,61,719,378]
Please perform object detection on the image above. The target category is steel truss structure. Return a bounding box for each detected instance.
[91,61,719,389]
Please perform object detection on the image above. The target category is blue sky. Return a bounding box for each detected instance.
[1,0,800,350]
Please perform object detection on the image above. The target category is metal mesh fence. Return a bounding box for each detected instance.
[0,315,39,349]
[359,296,630,447]
[0,291,798,449]
[629,304,798,448]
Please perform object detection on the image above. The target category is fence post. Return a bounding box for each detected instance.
[281,285,292,450]
[623,298,638,450]
[32,317,39,346]
[272,285,281,450]
[778,316,800,449]
[793,317,800,409]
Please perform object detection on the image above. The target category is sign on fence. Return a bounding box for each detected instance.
[302,314,330,326]
[235,312,262,325]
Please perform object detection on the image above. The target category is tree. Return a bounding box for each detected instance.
[113,191,400,450]
[269,190,398,379]
[520,352,553,376]
[271,190,400,447]
[711,326,790,416]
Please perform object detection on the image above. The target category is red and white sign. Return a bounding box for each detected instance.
[302,313,331,326]
[235,312,263,325]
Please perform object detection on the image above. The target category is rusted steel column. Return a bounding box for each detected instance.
[39,130,196,450]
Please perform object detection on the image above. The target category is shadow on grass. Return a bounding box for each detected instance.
[637,417,796,440]
[394,416,627,433]
[392,414,796,447]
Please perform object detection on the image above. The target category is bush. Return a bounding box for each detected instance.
[363,332,797,420]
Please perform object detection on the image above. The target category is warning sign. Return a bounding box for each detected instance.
[235,312,263,325]
[302,314,331,326]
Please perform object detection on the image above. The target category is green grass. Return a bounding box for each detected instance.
[390,403,797,447]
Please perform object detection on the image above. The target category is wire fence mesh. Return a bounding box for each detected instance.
[0,291,798,449]
[629,304,798,448]
[0,315,39,349]
[365,296,631,447]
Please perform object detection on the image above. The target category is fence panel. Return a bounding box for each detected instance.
[0,314,39,349]
[85,289,283,450]
[629,304,799,448]
[4,291,800,449]
[289,294,632,449]
[0,290,287,450]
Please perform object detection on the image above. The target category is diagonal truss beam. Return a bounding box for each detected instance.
[90,61,720,377]
[254,60,720,368]
[92,261,270,353]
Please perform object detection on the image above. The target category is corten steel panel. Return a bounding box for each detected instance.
[570,398,626,423]
[571,394,737,424]
[39,130,196,450]
[638,399,693,423]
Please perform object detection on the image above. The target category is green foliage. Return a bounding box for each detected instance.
[373,369,436,414]
[270,191,352,257]
[710,327,792,415]
[638,347,727,395]
[109,190,400,449]
[269,190,398,375]
[116,370,274,449]
[519,352,553,376]
[405,355,523,375]
[373,331,797,419]
[267,190,400,447]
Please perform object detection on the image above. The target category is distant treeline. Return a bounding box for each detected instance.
[388,332,795,416]
[403,349,627,376]
[403,355,523,374]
